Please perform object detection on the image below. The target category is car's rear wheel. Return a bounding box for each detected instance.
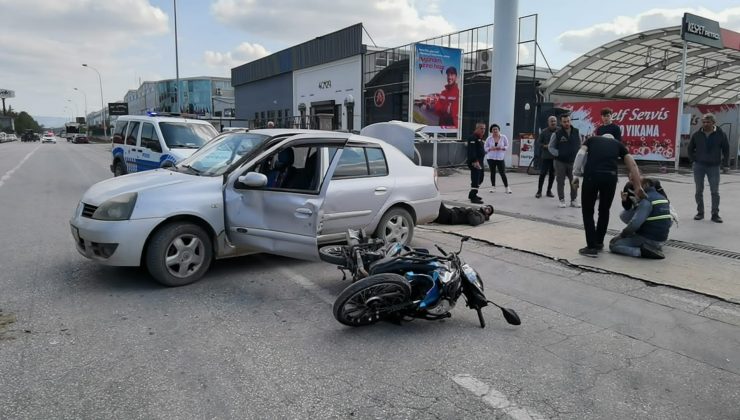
[113,160,127,177]
[145,223,213,287]
[375,207,414,246]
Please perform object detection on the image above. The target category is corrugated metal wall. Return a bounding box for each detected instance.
[231,24,363,87]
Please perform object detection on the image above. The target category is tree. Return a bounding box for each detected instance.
[14,112,41,133]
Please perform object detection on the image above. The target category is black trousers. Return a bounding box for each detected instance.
[468,163,484,198]
[537,158,555,193]
[487,159,508,187]
[581,173,618,248]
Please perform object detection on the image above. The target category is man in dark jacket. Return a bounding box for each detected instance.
[688,113,730,223]
[548,113,581,208]
[535,115,557,198]
[466,122,487,204]
[434,203,493,226]
[610,178,672,259]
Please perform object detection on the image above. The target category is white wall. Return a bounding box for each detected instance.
[293,55,362,130]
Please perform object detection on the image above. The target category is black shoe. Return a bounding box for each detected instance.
[578,247,598,258]
[471,197,484,204]
[711,214,723,223]
[535,192,542,198]
[595,243,604,251]
[546,191,555,198]
[640,243,665,259]
[694,213,704,220]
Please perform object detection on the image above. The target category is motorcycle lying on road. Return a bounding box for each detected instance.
[319,230,521,328]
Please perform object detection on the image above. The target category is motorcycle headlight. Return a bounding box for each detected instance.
[92,192,138,221]
[462,263,484,291]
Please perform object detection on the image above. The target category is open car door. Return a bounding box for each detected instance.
[223,133,349,261]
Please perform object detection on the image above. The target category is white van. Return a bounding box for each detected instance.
[110,114,219,176]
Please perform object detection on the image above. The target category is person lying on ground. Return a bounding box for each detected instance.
[433,203,494,226]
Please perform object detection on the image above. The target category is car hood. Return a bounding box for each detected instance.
[82,169,198,205]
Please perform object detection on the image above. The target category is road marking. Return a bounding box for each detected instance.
[452,374,547,420]
[278,267,335,305]
[0,145,41,189]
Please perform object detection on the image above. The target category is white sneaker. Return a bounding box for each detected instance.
[490,187,496,193]
[506,186,512,194]
[559,200,567,208]
[570,200,581,208]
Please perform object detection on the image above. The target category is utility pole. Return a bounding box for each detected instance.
[174,0,181,113]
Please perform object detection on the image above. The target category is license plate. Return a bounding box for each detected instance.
[71,225,80,241]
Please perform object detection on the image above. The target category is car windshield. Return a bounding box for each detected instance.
[159,122,218,149]
[176,132,270,177]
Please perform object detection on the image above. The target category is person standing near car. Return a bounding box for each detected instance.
[688,113,730,223]
[595,107,622,142]
[467,122,487,204]
[575,133,643,257]
[548,113,581,208]
[535,116,557,198]
[485,124,511,194]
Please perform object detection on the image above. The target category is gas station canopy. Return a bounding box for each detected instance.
[541,25,740,105]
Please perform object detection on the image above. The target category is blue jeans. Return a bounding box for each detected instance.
[609,235,663,258]
[693,162,720,216]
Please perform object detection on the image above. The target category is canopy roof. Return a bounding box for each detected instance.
[541,26,740,105]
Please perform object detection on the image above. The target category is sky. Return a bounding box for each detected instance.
[1,0,739,126]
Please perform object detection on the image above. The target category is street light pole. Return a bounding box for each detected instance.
[82,63,107,137]
[74,87,88,119]
[174,0,181,114]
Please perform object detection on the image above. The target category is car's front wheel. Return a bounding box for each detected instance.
[375,207,414,246]
[145,223,213,287]
[113,160,127,177]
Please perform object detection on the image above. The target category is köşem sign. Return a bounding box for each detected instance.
[555,98,679,162]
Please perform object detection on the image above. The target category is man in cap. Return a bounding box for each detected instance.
[688,113,730,223]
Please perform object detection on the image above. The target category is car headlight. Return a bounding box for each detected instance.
[92,192,138,221]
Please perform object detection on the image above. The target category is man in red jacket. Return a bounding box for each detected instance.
[434,66,459,128]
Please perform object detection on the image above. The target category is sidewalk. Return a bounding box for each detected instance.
[431,167,740,303]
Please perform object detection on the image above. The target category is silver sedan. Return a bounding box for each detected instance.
[70,129,441,286]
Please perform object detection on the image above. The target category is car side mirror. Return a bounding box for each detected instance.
[237,172,268,188]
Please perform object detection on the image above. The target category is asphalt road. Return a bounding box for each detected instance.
[0,140,739,419]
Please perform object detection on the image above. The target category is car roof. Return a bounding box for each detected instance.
[115,115,214,124]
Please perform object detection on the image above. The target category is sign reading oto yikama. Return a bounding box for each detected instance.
[555,98,679,162]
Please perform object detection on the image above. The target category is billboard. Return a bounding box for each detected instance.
[0,89,14,99]
[410,43,463,136]
[555,98,679,161]
[108,102,129,116]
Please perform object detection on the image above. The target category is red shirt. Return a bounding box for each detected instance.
[434,83,459,128]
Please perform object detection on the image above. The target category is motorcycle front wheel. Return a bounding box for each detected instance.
[319,245,349,265]
[333,273,412,326]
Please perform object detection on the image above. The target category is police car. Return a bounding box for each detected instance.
[110,114,219,176]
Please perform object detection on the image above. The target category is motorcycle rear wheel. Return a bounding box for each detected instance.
[318,245,348,265]
[333,273,411,326]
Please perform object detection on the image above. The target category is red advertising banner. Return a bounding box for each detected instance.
[555,98,679,161]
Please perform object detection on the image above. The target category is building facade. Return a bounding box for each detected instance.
[124,77,234,117]
[231,24,364,130]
